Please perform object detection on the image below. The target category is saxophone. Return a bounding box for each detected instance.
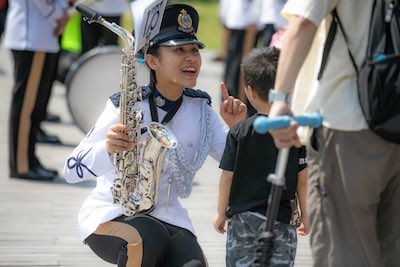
[76,4,178,216]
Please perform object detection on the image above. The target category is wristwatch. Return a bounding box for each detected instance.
[268,89,290,103]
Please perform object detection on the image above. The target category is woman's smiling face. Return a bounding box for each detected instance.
[146,44,202,91]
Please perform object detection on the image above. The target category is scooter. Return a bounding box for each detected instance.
[252,113,322,266]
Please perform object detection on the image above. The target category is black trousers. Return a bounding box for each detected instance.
[9,50,59,174]
[80,15,121,54]
[85,215,206,267]
[223,29,246,99]
[260,24,276,47]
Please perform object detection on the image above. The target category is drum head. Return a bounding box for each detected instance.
[66,46,122,133]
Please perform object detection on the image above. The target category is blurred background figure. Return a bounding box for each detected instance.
[0,0,7,75]
[41,0,77,140]
[223,0,262,116]
[77,0,130,54]
[213,0,229,62]
[56,0,131,85]
[4,0,69,180]
[260,0,288,49]
[0,0,7,40]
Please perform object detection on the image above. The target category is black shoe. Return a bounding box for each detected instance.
[45,112,61,123]
[37,128,62,144]
[32,157,58,176]
[10,166,58,181]
[43,167,58,176]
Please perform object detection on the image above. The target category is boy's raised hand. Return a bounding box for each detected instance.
[219,82,247,128]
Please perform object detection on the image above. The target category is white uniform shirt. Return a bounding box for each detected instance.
[4,0,68,53]
[260,0,287,29]
[283,0,372,130]
[64,91,227,242]
[219,0,230,25]
[224,0,263,30]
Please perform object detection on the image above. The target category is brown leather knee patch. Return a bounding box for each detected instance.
[95,221,143,267]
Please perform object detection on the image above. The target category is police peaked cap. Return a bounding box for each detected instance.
[148,4,205,51]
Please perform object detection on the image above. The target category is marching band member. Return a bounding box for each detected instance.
[5,0,69,180]
[64,4,246,266]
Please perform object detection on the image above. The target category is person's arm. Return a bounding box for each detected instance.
[296,167,310,236]
[269,16,317,148]
[214,170,233,234]
[63,100,119,183]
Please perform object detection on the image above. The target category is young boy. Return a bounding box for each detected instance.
[214,47,309,267]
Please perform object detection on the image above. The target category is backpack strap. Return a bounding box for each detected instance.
[318,8,359,80]
[317,12,338,80]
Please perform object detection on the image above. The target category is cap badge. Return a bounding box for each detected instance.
[177,9,194,33]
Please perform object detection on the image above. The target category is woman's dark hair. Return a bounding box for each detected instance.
[241,47,280,102]
[146,46,160,86]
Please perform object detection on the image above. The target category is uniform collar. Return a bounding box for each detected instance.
[151,87,182,111]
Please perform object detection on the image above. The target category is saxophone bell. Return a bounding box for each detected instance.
[138,122,178,212]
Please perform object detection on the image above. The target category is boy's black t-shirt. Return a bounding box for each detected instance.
[219,113,307,224]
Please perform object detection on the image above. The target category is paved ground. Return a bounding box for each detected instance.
[0,44,312,266]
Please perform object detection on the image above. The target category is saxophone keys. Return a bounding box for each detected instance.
[139,197,152,211]
[124,202,137,216]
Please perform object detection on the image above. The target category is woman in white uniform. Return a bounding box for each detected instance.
[64,4,246,266]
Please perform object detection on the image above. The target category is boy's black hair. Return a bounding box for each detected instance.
[241,47,280,102]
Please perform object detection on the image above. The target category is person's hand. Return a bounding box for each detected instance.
[219,82,247,128]
[213,213,228,234]
[54,10,70,36]
[268,100,301,148]
[297,215,310,236]
[106,124,133,155]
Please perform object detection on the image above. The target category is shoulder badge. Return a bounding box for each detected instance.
[110,92,121,108]
[183,88,212,106]
[177,9,194,33]
[110,87,152,108]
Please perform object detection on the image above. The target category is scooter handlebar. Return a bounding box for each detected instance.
[253,113,323,134]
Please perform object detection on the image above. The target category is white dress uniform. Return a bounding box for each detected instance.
[4,0,68,53]
[64,88,228,242]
